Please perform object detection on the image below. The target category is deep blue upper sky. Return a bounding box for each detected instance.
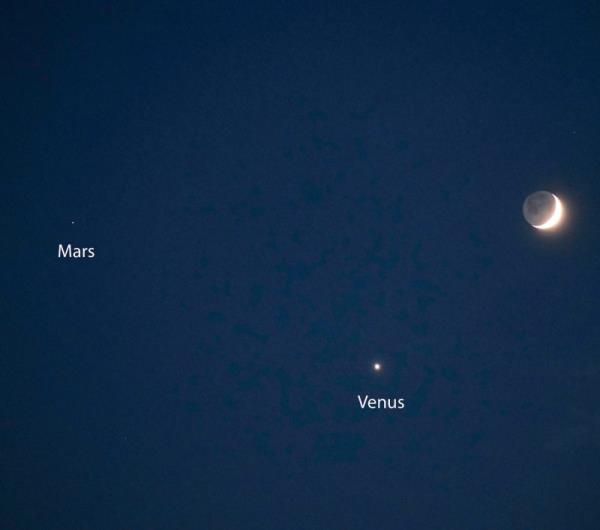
[4,2,600,529]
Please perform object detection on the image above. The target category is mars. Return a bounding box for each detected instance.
[58,243,95,258]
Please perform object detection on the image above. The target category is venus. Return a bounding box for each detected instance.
[522,191,564,230]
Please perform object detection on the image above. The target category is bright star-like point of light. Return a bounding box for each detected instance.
[373,363,381,371]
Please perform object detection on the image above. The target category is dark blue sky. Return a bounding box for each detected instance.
[5,2,600,528]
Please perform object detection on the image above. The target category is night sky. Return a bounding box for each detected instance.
[5,2,600,529]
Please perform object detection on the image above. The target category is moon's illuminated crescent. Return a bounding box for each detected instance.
[533,194,563,230]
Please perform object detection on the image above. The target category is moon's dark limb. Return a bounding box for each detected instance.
[523,191,556,226]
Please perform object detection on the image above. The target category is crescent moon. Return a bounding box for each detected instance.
[533,194,563,230]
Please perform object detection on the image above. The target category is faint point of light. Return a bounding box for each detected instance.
[373,363,381,372]
[533,194,564,230]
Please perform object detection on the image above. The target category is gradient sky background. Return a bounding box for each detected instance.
[4,1,600,529]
